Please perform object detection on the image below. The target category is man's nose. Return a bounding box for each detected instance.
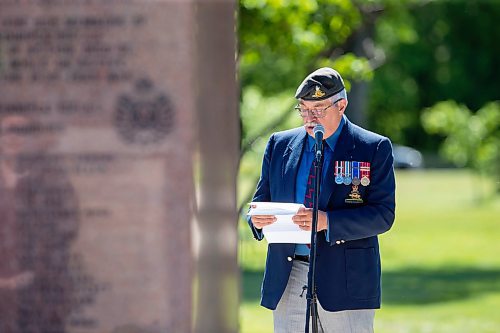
[305,112,317,121]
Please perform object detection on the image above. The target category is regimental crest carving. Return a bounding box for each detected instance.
[115,79,174,145]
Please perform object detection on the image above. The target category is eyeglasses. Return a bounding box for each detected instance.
[294,104,332,118]
[294,98,344,118]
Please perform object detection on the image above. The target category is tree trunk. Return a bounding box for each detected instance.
[194,2,240,333]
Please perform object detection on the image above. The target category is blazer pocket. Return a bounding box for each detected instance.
[345,248,379,299]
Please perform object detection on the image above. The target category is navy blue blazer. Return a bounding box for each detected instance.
[248,118,396,312]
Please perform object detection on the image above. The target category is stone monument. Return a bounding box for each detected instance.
[0,1,238,332]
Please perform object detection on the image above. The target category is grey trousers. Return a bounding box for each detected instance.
[273,260,375,333]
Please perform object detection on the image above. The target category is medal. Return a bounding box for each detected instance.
[334,161,343,184]
[360,162,371,186]
[343,161,352,185]
[360,177,370,186]
[352,161,361,186]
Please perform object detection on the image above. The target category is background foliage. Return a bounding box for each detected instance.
[369,1,500,151]
[422,101,499,190]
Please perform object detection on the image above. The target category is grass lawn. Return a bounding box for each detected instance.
[238,169,500,333]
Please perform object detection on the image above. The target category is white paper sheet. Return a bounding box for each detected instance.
[248,202,311,244]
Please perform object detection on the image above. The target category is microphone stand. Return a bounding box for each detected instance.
[305,144,323,333]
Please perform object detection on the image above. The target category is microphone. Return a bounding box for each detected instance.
[313,124,325,160]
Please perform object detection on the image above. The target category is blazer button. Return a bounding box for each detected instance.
[287,256,293,262]
[335,240,341,245]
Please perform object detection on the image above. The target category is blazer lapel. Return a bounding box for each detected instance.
[282,128,307,202]
[319,119,356,209]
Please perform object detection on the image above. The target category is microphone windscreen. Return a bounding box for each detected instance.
[313,124,325,135]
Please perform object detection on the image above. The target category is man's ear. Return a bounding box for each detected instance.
[337,99,348,115]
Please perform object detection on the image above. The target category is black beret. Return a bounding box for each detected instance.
[295,67,345,100]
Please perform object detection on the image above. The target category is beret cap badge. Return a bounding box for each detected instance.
[312,86,326,98]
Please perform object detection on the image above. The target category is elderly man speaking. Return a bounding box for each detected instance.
[248,67,396,333]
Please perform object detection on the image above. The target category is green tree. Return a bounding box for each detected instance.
[369,1,500,150]
[422,100,500,194]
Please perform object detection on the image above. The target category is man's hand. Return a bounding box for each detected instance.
[251,215,277,230]
[292,207,328,231]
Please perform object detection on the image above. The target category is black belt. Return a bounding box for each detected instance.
[293,254,310,263]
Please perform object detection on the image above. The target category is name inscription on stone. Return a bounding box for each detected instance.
[0,2,194,332]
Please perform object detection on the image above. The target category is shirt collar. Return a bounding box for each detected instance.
[306,115,345,152]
